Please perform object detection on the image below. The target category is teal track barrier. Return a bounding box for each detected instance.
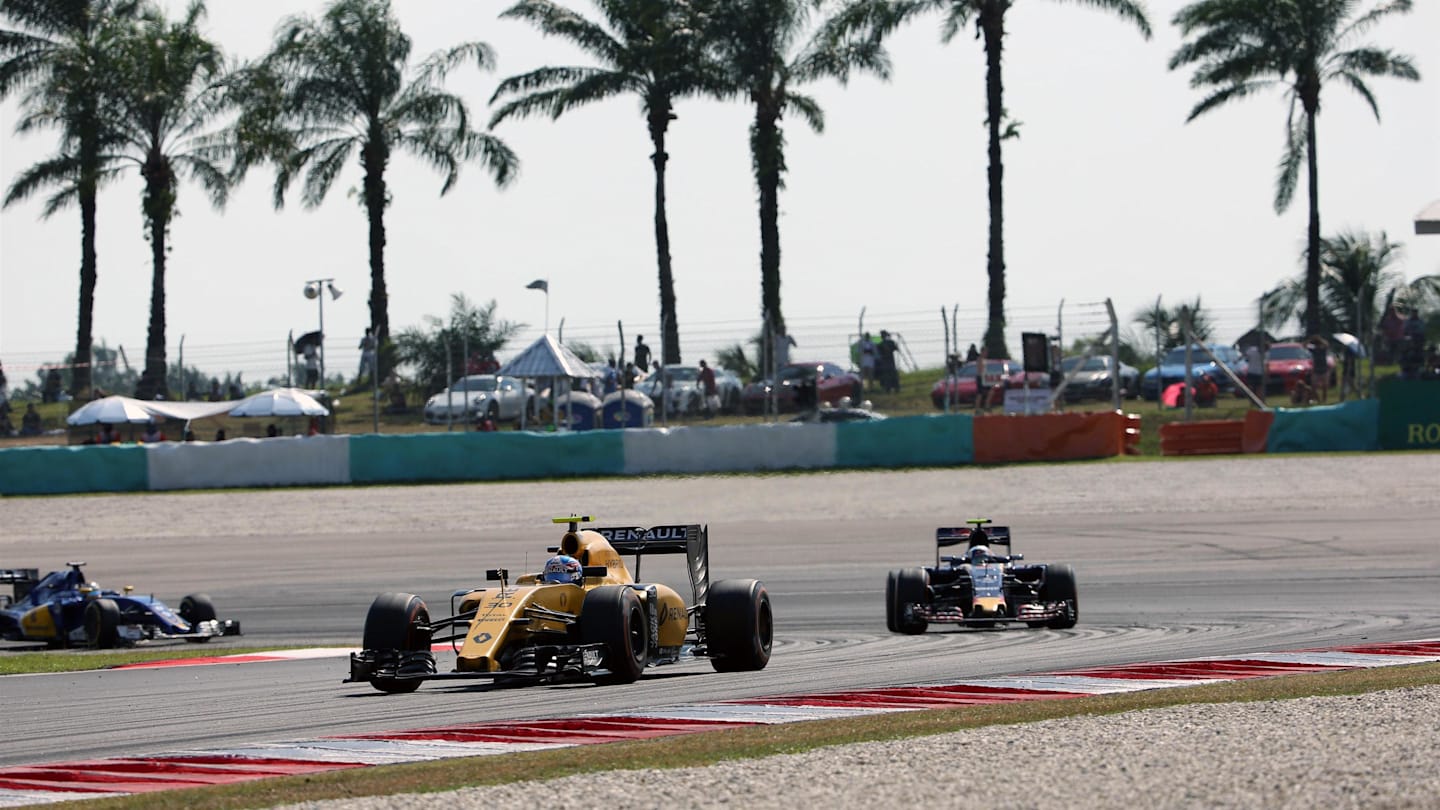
[1377,379,1440,450]
[349,431,626,484]
[0,445,149,495]
[836,414,974,467]
[1268,399,1379,453]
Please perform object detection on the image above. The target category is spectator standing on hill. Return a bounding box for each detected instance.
[303,343,320,388]
[633,336,652,374]
[877,331,900,393]
[357,328,377,383]
[602,358,619,395]
[698,359,719,418]
[0,360,8,406]
[858,333,877,390]
[1307,336,1330,403]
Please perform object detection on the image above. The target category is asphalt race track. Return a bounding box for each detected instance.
[2,455,1437,769]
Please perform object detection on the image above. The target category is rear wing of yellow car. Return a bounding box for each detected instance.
[594,524,711,608]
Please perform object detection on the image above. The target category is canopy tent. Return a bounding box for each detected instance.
[67,395,235,426]
[227,387,329,417]
[496,335,602,430]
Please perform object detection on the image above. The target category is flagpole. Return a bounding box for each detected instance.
[545,278,550,335]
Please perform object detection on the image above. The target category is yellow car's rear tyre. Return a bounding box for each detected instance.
[706,579,773,672]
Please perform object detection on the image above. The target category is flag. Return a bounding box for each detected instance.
[526,279,548,292]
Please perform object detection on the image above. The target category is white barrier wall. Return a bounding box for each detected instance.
[146,435,351,491]
[622,423,837,475]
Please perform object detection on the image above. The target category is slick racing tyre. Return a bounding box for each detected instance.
[1040,564,1079,629]
[894,568,929,635]
[362,592,433,693]
[179,593,217,642]
[84,598,120,649]
[582,586,649,684]
[705,579,773,672]
[884,570,901,633]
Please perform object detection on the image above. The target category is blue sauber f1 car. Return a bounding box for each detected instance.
[885,519,1077,633]
[0,562,240,648]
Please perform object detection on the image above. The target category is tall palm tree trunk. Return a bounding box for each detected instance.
[980,2,1008,358]
[1304,108,1321,338]
[649,110,680,365]
[362,135,390,368]
[754,102,784,343]
[74,133,99,400]
[138,162,172,401]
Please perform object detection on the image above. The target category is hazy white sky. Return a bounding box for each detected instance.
[2,0,1437,386]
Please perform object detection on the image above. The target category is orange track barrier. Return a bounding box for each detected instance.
[1159,419,1246,456]
[973,412,1135,464]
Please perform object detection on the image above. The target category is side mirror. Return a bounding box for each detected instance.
[485,568,509,582]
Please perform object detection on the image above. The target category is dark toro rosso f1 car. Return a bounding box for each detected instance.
[885,520,1077,633]
[348,516,773,692]
[0,562,240,648]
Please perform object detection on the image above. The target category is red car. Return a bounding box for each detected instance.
[1260,342,1336,394]
[741,362,863,414]
[931,359,1047,409]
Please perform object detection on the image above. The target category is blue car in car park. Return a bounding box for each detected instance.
[1139,344,1248,400]
[0,562,239,648]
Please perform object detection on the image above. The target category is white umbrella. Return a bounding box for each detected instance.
[66,395,158,426]
[1332,332,1366,358]
[228,388,330,417]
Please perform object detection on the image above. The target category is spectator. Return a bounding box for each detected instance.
[208,378,222,401]
[602,358,619,396]
[266,423,280,438]
[858,333,877,390]
[96,423,120,444]
[213,428,226,441]
[623,362,639,389]
[307,417,321,436]
[698,359,719,418]
[141,421,166,443]
[1194,374,1219,406]
[303,343,320,388]
[877,331,900,393]
[357,327,377,383]
[632,335,652,374]
[965,344,980,363]
[1244,343,1263,395]
[0,410,15,438]
[20,403,42,436]
[183,428,196,442]
[0,359,8,406]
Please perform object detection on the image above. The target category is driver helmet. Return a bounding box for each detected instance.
[541,554,583,584]
[967,545,990,565]
[78,581,100,598]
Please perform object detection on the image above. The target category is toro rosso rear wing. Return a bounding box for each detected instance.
[936,526,1010,566]
[593,524,711,608]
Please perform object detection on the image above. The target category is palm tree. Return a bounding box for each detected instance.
[1133,296,1214,352]
[703,0,890,371]
[1170,0,1419,339]
[0,0,140,399]
[102,0,233,400]
[1263,230,1440,339]
[491,0,722,365]
[240,0,517,370]
[831,0,1150,358]
[393,293,520,395]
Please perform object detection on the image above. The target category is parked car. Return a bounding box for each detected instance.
[930,359,1047,409]
[1058,355,1140,401]
[635,365,743,416]
[1138,345,1248,401]
[1259,342,1336,393]
[423,375,532,424]
[741,362,863,414]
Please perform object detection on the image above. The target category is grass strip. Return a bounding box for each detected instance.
[0,646,309,676]
[70,660,1440,810]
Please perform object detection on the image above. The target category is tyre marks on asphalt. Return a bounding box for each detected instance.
[3,639,1438,807]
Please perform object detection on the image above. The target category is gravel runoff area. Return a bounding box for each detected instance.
[278,684,1440,810]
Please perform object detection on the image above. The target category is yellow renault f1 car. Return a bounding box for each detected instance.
[347,516,773,692]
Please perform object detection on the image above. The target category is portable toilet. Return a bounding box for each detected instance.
[559,391,603,431]
[602,389,654,429]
